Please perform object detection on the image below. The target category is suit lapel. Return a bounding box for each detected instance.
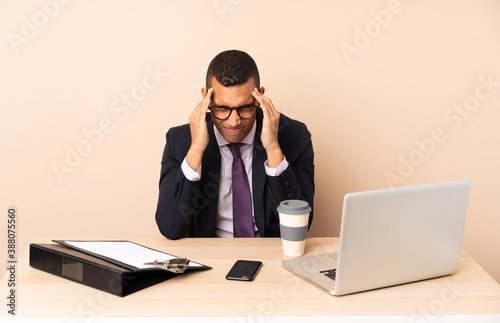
[201,114,221,236]
[252,109,267,235]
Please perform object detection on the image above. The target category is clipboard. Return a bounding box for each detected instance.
[29,240,211,297]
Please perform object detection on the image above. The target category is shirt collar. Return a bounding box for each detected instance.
[214,121,257,147]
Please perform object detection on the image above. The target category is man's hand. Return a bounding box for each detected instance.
[252,87,284,168]
[186,87,213,171]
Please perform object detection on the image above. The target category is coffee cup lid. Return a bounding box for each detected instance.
[277,200,311,215]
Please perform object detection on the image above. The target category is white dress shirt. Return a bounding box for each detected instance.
[181,122,289,237]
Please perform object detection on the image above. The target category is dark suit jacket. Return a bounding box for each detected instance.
[155,108,314,239]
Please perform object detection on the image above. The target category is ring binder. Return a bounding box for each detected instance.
[29,241,211,297]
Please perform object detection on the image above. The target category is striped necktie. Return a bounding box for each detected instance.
[227,143,254,237]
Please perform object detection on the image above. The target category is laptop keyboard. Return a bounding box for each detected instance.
[319,268,337,281]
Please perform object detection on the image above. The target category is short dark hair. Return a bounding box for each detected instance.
[206,50,260,89]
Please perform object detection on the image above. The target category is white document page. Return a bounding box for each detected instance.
[64,241,202,269]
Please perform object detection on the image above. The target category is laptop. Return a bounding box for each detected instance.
[281,179,471,296]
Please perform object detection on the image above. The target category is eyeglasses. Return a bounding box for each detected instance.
[209,104,259,120]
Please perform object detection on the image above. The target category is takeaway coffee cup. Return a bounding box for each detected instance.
[277,200,311,257]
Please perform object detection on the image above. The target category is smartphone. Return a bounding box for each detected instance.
[226,260,263,281]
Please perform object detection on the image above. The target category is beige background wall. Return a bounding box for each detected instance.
[1,0,499,283]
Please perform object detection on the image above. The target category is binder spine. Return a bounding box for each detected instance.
[29,243,183,297]
[30,244,125,297]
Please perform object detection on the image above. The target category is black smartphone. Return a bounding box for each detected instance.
[226,260,263,281]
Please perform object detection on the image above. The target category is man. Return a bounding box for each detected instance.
[155,50,314,239]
